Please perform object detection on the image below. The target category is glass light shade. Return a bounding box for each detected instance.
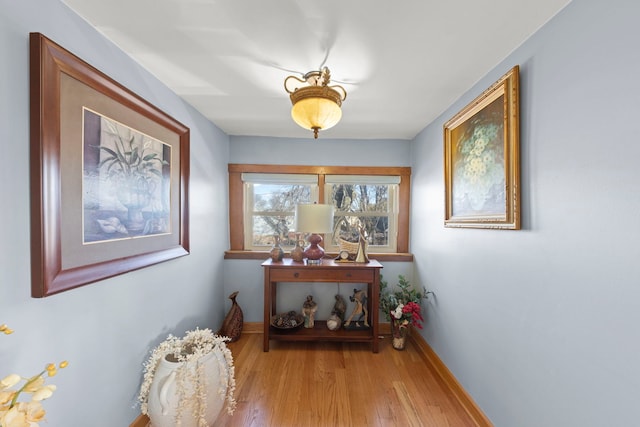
[291,97,342,131]
[285,68,346,138]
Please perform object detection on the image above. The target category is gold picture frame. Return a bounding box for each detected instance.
[29,33,190,297]
[444,65,520,229]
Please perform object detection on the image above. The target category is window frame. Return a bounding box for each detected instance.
[226,164,412,261]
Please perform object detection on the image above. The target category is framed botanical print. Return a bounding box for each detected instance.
[444,65,520,229]
[30,33,190,297]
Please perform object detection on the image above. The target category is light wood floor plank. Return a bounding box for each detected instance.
[132,331,489,427]
[210,333,483,427]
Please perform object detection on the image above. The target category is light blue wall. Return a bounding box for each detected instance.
[0,1,229,425]
[229,135,412,166]
[226,135,415,321]
[412,0,640,425]
[6,0,638,425]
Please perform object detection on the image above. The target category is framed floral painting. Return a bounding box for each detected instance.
[444,65,520,229]
[29,33,190,297]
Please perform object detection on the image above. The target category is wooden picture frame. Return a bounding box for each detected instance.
[29,33,190,297]
[444,65,520,229]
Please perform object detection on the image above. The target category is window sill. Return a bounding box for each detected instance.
[224,250,413,262]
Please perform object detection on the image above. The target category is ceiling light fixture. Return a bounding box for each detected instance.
[284,67,347,139]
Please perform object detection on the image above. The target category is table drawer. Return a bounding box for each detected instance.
[269,268,373,282]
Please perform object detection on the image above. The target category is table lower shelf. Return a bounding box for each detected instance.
[268,320,373,343]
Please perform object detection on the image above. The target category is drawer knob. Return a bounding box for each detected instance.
[293,272,299,278]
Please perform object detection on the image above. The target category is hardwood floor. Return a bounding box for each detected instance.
[209,332,486,427]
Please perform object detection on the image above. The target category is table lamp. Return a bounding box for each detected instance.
[294,203,334,265]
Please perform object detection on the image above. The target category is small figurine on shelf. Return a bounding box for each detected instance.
[344,288,369,329]
[326,312,341,331]
[327,294,347,331]
[333,294,347,321]
[302,295,318,328]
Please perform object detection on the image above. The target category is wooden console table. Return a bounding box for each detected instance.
[262,258,383,353]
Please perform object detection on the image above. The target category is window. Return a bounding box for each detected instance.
[227,164,412,261]
[242,173,318,250]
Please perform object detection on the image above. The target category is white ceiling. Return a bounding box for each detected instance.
[62,0,571,140]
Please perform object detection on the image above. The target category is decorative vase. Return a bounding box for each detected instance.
[116,179,152,232]
[270,235,284,262]
[290,236,305,262]
[216,291,244,342]
[390,317,408,351]
[147,346,229,427]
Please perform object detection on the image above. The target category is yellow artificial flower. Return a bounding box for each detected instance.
[0,375,21,390]
[0,390,16,405]
[46,367,57,377]
[0,323,67,425]
[20,401,46,422]
[0,406,29,427]
[0,324,14,335]
[22,376,44,393]
[32,385,56,402]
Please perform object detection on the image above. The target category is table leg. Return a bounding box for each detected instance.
[263,276,270,351]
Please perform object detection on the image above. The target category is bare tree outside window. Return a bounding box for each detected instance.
[330,184,391,247]
[251,184,312,247]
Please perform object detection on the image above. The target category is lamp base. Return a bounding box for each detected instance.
[303,233,325,264]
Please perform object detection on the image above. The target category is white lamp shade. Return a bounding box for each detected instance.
[294,204,334,233]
